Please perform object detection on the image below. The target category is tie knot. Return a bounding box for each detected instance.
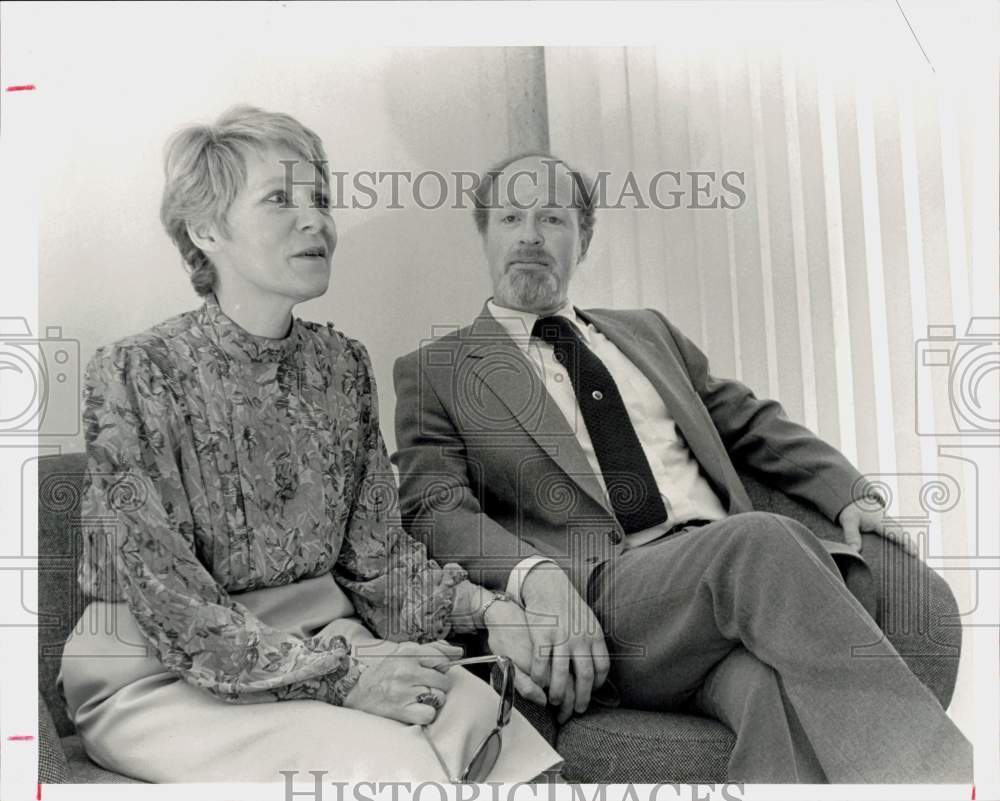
[532,316,579,345]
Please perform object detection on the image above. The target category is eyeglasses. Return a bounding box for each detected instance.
[421,655,515,782]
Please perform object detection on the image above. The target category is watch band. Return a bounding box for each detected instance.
[476,590,518,627]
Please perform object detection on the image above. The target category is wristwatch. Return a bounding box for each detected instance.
[475,590,519,627]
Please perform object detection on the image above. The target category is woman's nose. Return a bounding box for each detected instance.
[297,204,329,232]
[297,206,336,249]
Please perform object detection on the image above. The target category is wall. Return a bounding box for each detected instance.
[24,4,545,455]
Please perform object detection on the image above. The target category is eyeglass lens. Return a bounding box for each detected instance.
[464,729,502,782]
[490,662,515,726]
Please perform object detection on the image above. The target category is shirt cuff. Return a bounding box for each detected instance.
[506,556,559,604]
[329,656,365,706]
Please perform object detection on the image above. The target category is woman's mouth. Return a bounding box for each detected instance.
[291,247,328,260]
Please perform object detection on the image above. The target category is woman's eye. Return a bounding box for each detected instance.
[313,194,331,210]
[265,190,290,205]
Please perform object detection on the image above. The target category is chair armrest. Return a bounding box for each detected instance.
[857,532,962,708]
[740,473,962,708]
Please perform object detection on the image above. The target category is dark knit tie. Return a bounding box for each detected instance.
[532,316,668,535]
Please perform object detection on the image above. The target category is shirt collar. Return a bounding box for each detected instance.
[486,298,590,354]
[199,293,302,363]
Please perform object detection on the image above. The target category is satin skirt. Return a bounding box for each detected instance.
[57,574,562,783]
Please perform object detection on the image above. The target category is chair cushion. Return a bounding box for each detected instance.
[513,695,558,746]
[557,709,733,783]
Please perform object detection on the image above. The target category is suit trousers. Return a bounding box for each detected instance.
[586,511,972,783]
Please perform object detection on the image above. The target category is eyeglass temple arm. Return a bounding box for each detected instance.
[445,655,512,669]
[419,727,459,783]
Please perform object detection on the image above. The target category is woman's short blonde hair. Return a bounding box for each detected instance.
[160,105,330,296]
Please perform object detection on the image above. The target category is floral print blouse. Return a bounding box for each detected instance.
[78,295,467,707]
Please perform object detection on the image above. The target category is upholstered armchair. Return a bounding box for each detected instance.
[37,452,961,783]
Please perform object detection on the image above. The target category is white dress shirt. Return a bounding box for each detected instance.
[486,300,728,601]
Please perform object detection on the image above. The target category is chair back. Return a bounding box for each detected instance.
[38,452,90,737]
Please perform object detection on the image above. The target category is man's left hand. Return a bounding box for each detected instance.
[483,600,548,706]
[837,500,920,558]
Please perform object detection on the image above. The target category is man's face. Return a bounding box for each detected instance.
[483,157,583,315]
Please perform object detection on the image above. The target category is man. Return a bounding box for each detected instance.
[392,154,972,782]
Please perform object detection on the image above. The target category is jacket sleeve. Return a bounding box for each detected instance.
[332,339,469,640]
[654,310,872,522]
[78,343,363,705]
[391,348,545,592]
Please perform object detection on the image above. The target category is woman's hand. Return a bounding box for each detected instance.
[343,640,462,724]
[483,601,548,706]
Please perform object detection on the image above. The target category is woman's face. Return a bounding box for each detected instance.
[206,144,337,308]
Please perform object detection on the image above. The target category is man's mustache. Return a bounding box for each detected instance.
[507,248,553,266]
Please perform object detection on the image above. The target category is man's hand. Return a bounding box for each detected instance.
[481,600,548,706]
[838,499,920,558]
[521,565,610,724]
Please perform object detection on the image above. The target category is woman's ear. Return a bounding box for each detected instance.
[187,220,222,254]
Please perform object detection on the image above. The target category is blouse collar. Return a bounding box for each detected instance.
[199,293,302,362]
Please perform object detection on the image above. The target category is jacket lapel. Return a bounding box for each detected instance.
[579,309,738,511]
[463,306,611,514]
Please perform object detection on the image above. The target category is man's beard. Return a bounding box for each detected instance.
[496,267,562,311]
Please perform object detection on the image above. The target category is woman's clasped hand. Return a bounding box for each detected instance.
[344,640,463,725]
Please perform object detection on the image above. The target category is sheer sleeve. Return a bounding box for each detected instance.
[333,339,468,642]
[78,342,364,705]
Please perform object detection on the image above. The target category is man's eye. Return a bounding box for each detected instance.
[501,214,518,224]
[543,215,564,225]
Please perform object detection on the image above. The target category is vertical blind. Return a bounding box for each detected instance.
[544,5,998,737]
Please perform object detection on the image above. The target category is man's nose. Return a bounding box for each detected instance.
[518,216,543,245]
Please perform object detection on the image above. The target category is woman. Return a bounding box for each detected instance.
[58,105,561,783]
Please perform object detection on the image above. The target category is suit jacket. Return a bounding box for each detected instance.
[393,303,872,597]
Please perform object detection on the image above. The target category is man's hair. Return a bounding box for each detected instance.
[471,152,597,259]
[159,105,330,296]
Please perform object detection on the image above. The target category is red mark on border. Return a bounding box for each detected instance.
[6,84,37,92]
[7,735,34,741]
[37,783,42,800]
[971,785,975,800]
